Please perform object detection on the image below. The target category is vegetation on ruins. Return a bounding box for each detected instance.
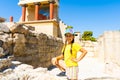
[82,31,97,42]
[66,26,73,29]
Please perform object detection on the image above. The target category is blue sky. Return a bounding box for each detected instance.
[0,0,120,38]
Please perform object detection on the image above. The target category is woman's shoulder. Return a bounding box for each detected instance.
[73,42,81,46]
[73,43,82,50]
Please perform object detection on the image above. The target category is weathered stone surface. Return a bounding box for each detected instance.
[10,23,29,35]
[0,64,62,80]
[13,32,63,67]
[97,31,120,76]
[0,22,63,68]
[0,17,6,22]
[0,34,13,56]
[0,47,4,57]
[0,58,12,71]
[0,23,10,33]
[80,40,98,57]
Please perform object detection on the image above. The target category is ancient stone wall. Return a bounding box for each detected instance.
[0,22,63,69]
[80,40,98,57]
[97,31,120,76]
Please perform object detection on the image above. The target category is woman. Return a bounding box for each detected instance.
[52,27,87,80]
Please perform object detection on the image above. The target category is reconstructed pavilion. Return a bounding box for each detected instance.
[18,0,60,37]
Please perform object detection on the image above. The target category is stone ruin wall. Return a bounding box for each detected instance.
[97,31,120,76]
[79,31,120,76]
[0,22,63,71]
[80,40,98,58]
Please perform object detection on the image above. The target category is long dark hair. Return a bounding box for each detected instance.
[62,38,74,56]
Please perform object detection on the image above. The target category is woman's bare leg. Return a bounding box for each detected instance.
[51,58,66,71]
[56,60,66,71]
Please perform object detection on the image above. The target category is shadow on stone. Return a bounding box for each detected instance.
[47,65,56,71]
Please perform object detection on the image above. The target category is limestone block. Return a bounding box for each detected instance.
[10,24,29,35]
[0,47,4,58]
[0,22,63,68]
[0,58,11,71]
[0,23,10,32]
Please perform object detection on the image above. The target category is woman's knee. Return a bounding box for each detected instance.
[51,57,56,65]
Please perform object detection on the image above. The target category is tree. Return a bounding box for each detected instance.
[82,31,96,42]
[66,26,73,29]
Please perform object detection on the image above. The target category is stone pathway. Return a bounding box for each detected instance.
[49,57,120,80]
[78,57,120,80]
[48,68,67,80]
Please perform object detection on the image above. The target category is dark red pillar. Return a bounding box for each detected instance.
[9,16,13,22]
[49,1,55,19]
[21,4,27,22]
[34,2,40,20]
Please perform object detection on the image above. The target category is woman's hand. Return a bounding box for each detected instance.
[71,48,87,63]
[71,58,79,62]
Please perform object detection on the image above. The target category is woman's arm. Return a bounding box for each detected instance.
[72,48,87,62]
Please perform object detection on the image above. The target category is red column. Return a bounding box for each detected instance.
[21,4,27,22]
[49,1,55,19]
[34,3,40,20]
[9,16,13,22]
